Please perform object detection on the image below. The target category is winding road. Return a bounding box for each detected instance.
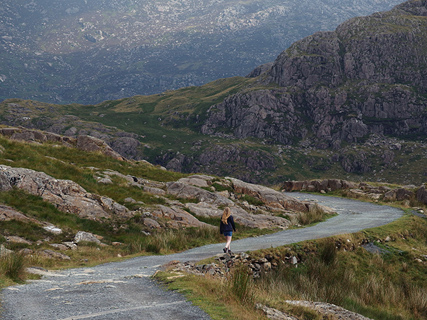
[0,194,404,320]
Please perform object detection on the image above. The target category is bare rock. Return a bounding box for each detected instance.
[49,244,69,251]
[284,301,373,320]
[152,205,214,229]
[383,190,397,201]
[177,175,216,188]
[19,248,34,255]
[63,242,78,250]
[0,205,39,224]
[143,186,166,196]
[74,231,102,245]
[231,206,291,229]
[0,165,131,220]
[229,177,309,212]
[42,225,63,235]
[5,236,32,245]
[39,249,71,260]
[166,181,233,207]
[143,218,161,229]
[395,188,413,201]
[185,202,222,218]
[256,304,298,320]
[97,177,113,184]
[0,244,14,257]
[124,197,137,203]
[186,202,291,229]
[76,135,124,161]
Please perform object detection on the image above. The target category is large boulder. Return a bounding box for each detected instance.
[74,231,102,245]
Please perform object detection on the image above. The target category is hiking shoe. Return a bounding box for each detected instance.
[223,248,227,253]
[227,249,232,254]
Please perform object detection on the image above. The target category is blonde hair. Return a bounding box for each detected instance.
[221,207,232,224]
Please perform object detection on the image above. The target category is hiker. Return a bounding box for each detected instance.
[220,207,236,254]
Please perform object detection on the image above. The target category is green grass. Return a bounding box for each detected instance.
[0,136,185,208]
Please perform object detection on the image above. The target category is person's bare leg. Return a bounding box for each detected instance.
[225,236,232,249]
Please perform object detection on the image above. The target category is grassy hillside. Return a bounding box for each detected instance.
[0,133,288,287]
[156,211,427,320]
[0,131,426,320]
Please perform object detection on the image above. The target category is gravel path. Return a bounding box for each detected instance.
[0,194,404,320]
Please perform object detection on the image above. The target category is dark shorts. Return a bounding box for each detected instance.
[223,231,232,237]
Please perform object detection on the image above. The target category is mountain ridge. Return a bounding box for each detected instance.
[1,0,427,185]
[0,0,403,104]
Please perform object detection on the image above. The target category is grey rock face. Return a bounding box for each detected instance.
[166,182,234,207]
[202,1,427,148]
[229,178,310,212]
[161,143,277,184]
[74,231,102,245]
[76,135,124,161]
[0,165,131,220]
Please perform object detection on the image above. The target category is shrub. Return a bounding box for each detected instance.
[319,240,337,265]
[297,203,328,225]
[0,253,26,281]
[230,264,253,304]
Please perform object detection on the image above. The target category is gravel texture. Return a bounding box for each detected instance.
[0,194,403,320]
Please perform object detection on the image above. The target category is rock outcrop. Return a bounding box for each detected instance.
[0,165,131,220]
[166,181,234,207]
[283,179,358,193]
[229,177,310,212]
[0,205,40,224]
[0,127,125,161]
[202,1,427,148]
[284,179,427,208]
[76,135,125,161]
[160,143,277,184]
[152,205,214,229]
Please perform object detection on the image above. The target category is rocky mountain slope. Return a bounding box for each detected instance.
[202,0,427,148]
[0,1,426,186]
[0,0,402,104]
[0,126,331,263]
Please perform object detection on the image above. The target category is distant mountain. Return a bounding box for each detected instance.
[0,0,402,104]
[1,0,426,186]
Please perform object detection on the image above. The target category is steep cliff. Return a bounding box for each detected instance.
[202,0,427,149]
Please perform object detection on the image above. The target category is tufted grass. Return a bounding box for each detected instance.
[0,252,26,282]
